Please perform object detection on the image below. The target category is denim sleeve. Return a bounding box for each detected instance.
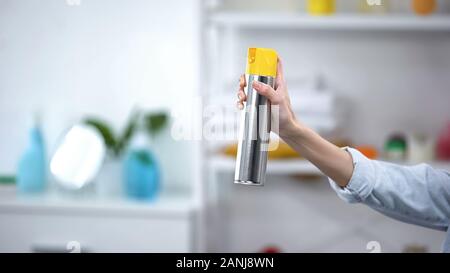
[328,147,450,231]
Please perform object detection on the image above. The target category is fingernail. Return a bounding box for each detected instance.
[253,81,260,87]
[237,102,243,110]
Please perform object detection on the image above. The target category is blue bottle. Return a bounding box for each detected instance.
[123,131,160,200]
[17,121,46,193]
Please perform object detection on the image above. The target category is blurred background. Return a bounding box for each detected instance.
[0,0,450,253]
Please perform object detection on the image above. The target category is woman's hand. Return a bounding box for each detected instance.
[236,57,354,187]
[237,58,300,138]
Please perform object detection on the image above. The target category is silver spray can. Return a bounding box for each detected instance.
[235,48,278,186]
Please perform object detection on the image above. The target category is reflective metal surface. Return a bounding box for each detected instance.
[235,74,274,186]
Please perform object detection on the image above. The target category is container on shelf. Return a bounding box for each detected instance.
[95,158,123,199]
[124,149,160,200]
[407,134,434,164]
[436,122,450,161]
[355,145,378,159]
[412,0,437,15]
[307,0,335,15]
[384,133,408,161]
[389,0,448,14]
[17,115,47,194]
[123,129,160,200]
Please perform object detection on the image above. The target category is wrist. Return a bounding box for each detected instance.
[279,118,308,140]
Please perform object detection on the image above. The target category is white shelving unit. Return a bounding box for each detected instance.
[202,3,450,252]
[0,189,197,252]
[0,192,196,217]
[209,12,450,31]
[204,8,450,178]
[210,155,322,175]
[204,9,450,177]
[204,11,450,107]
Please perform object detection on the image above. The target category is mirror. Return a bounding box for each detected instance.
[50,124,106,190]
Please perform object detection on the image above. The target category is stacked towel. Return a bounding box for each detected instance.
[289,89,344,133]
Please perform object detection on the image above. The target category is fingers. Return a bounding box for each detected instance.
[252,81,277,102]
[236,100,244,110]
[238,90,246,101]
[238,75,247,101]
[237,74,247,110]
[237,90,246,110]
[277,57,284,81]
[239,74,246,89]
[275,57,285,88]
[236,57,285,109]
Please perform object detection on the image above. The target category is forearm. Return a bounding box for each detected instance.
[280,120,354,187]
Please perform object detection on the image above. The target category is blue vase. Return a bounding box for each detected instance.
[123,149,160,200]
[17,127,46,193]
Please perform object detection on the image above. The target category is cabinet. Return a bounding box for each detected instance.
[0,192,196,252]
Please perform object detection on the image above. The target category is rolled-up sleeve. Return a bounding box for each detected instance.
[328,147,450,231]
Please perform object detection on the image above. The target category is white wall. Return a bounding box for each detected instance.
[0,0,201,192]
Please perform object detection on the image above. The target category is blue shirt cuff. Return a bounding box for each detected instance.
[328,147,376,203]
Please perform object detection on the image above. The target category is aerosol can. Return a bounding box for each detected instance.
[235,48,277,186]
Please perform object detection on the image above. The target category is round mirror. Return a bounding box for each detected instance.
[50,124,106,190]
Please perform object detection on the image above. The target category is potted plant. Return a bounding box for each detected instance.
[83,109,168,199]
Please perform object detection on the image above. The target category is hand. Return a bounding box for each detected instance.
[237,58,353,186]
[237,58,299,138]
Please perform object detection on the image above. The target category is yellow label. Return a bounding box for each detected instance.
[245,48,277,77]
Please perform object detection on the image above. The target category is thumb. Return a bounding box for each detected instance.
[275,57,285,88]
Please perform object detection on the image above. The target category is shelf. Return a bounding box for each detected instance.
[208,12,450,31]
[0,192,196,218]
[210,155,322,176]
[209,154,450,176]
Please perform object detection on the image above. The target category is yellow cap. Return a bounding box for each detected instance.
[245,48,277,77]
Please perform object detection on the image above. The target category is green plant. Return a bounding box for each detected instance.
[84,110,168,158]
[144,112,168,138]
[116,110,140,156]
